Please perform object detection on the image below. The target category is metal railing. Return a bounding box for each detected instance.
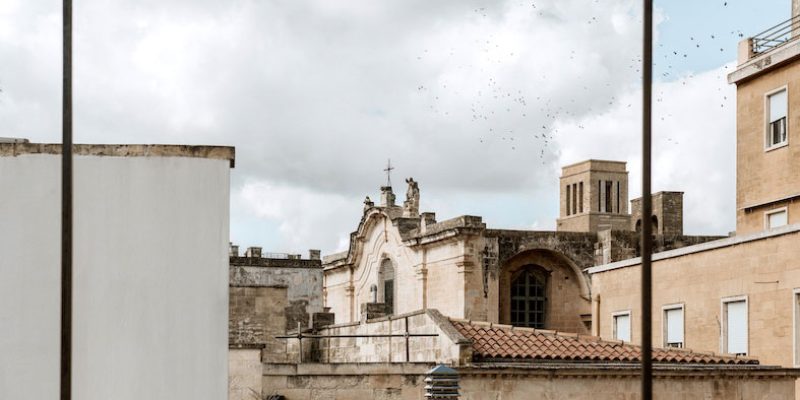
[276,318,439,363]
[752,14,800,56]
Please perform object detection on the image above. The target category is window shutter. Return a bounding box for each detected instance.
[666,308,684,345]
[768,210,787,229]
[726,301,748,354]
[769,90,787,123]
[615,314,631,342]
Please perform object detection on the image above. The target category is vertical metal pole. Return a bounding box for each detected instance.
[641,0,654,399]
[405,316,410,362]
[60,0,73,399]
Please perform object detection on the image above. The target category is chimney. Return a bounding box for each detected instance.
[380,186,396,207]
[309,249,321,260]
[420,212,436,233]
[229,243,239,257]
[245,246,262,258]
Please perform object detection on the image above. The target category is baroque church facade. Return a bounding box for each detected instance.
[322,162,719,334]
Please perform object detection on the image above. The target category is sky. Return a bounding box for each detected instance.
[0,0,792,255]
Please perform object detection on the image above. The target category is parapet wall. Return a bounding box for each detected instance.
[285,309,471,366]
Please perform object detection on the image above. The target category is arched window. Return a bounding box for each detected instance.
[379,259,395,315]
[511,267,547,328]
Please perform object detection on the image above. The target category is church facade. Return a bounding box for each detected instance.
[322,164,720,334]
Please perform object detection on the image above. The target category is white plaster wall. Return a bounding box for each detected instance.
[0,154,230,400]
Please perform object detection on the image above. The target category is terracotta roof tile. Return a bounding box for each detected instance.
[450,319,758,365]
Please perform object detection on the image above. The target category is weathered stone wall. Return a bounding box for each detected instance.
[497,249,591,333]
[231,263,323,330]
[229,348,262,400]
[631,191,684,236]
[229,286,289,363]
[255,363,797,400]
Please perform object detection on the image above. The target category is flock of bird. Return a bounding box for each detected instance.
[412,1,745,161]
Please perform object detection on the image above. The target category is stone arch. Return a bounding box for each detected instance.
[499,249,591,334]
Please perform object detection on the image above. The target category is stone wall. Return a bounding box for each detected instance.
[285,310,471,366]
[631,191,684,236]
[231,262,324,330]
[255,363,798,400]
[229,285,289,363]
[229,348,263,400]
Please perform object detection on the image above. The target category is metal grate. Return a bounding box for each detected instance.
[752,15,800,56]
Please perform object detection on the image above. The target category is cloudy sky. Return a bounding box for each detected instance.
[0,0,791,255]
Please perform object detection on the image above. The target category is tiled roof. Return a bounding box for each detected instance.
[450,319,758,365]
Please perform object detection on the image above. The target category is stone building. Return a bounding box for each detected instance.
[322,163,720,335]
[588,2,800,397]
[229,246,325,330]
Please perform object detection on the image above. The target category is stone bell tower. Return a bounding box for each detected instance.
[556,159,631,233]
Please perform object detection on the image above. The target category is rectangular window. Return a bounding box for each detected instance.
[722,298,748,356]
[605,181,613,213]
[616,181,620,213]
[767,88,788,148]
[613,311,631,342]
[663,305,684,348]
[572,183,577,215]
[598,180,602,212]
[578,182,584,213]
[794,290,800,366]
[766,208,787,229]
[566,185,571,216]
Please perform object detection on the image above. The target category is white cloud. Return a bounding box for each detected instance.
[238,180,362,253]
[0,0,740,251]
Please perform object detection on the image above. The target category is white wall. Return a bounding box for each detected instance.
[0,153,230,400]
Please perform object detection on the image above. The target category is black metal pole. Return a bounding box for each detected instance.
[641,0,653,399]
[61,0,73,399]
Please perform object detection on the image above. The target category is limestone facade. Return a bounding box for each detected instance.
[731,26,800,235]
[323,178,720,335]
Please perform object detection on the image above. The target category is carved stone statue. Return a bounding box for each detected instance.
[403,178,420,217]
[364,196,374,211]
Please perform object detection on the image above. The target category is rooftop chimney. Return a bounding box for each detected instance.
[380,186,396,207]
[309,249,321,260]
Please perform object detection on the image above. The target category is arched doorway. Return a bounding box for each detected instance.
[511,267,548,328]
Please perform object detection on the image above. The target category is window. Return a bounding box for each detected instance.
[616,181,620,213]
[722,298,748,356]
[510,267,547,328]
[572,183,577,215]
[766,208,787,229]
[767,88,788,148]
[578,182,584,213]
[794,290,800,366]
[663,305,684,348]
[379,259,395,315]
[566,184,571,216]
[598,180,602,212]
[613,311,631,342]
[605,181,613,213]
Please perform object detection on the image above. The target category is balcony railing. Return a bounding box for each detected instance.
[752,14,800,56]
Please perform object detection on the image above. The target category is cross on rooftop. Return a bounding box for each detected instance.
[384,159,394,187]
